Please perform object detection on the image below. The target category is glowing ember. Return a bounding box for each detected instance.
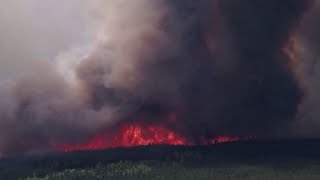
[209,136,240,144]
[58,123,245,152]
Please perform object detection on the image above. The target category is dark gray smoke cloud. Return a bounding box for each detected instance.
[176,0,310,139]
[108,0,311,140]
[0,0,317,156]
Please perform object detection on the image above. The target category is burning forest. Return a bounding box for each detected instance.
[58,122,242,152]
[0,0,320,156]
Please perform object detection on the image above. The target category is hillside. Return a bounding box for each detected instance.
[1,139,320,179]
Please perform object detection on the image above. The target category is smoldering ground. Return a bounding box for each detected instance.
[0,0,318,155]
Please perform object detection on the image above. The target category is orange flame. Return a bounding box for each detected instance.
[58,123,246,152]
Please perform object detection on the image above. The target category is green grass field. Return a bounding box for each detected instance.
[2,140,320,179]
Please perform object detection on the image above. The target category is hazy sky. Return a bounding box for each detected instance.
[0,0,97,81]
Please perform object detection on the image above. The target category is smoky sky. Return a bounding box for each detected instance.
[0,0,318,156]
[135,0,312,141]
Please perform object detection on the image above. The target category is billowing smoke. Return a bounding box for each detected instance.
[291,1,320,137]
[0,0,317,155]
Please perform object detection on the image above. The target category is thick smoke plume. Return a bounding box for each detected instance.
[0,0,317,156]
[291,1,320,137]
